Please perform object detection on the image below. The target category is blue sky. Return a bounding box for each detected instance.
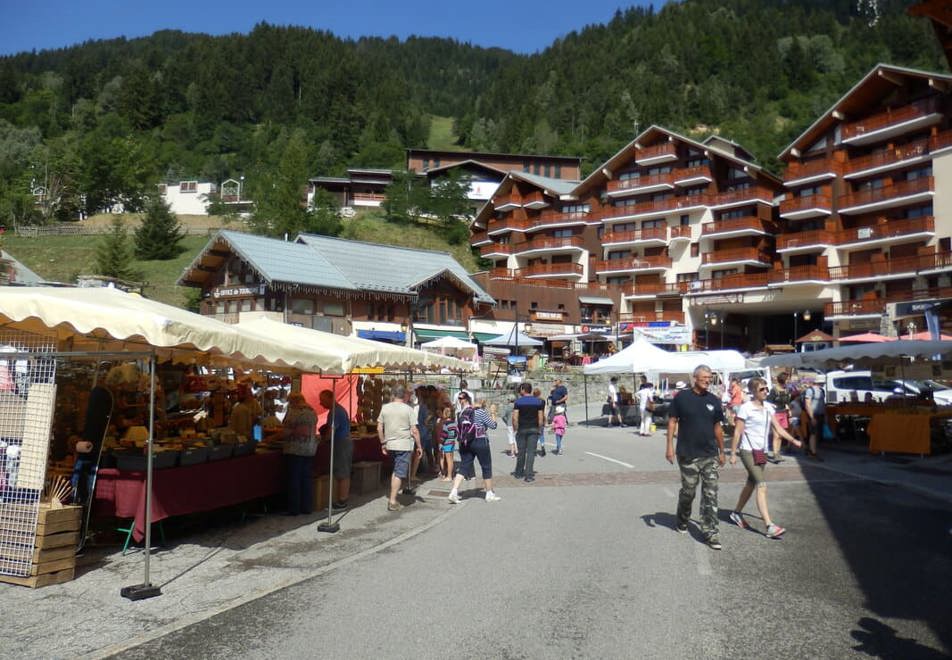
[0,0,661,57]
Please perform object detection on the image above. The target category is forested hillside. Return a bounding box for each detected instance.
[0,0,945,225]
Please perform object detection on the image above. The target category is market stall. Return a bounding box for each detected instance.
[762,340,952,455]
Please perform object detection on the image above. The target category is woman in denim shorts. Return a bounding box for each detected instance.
[728,378,802,539]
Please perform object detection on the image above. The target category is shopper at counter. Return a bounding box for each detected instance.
[229,385,262,441]
[378,385,422,512]
[319,389,352,512]
[282,392,318,516]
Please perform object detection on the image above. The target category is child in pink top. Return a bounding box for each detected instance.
[551,406,568,455]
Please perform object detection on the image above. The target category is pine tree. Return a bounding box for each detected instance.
[95,216,139,281]
[134,196,185,259]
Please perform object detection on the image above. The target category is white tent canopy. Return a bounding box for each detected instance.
[583,335,672,374]
[420,335,477,351]
[760,340,952,369]
[481,327,543,348]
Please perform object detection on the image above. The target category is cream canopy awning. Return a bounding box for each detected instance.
[0,287,343,372]
[237,318,473,373]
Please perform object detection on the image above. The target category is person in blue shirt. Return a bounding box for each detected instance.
[320,389,352,512]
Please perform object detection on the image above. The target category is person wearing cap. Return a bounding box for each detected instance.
[282,392,318,516]
[551,404,568,455]
[802,374,826,460]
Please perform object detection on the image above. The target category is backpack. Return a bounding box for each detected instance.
[457,407,478,448]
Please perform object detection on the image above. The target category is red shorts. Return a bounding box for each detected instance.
[775,411,790,429]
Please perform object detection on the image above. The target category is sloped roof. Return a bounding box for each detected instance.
[423,159,508,177]
[295,233,494,304]
[510,171,580,196]
[179,230,356,292]
[576,124,779,195]
[778,63,952,160]
[2,249,45,285]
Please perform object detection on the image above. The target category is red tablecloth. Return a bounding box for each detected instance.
[95,451,285,542]
[94,436,388,542]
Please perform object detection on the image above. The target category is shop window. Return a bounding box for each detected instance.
[216,301,226,314]
[240,299,252,312]
[290,298,314,315]
[323,302,344,316]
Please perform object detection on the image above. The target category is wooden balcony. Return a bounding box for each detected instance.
[776,229,830,252]
[673,166,713,186]
[515,235,585,253]
[602,227,668,245]
[838,177,934,213]
[701,216,772,237]
[479,243,515,257]
[532,212,590,230]
[602,195,710,221]
[621,280,669,296]
[784,159,841,183]
[708,186,775,209]
[470,230,490,246]
[487,217,532,234]
[635,142,678,164]
[521,262,584,278]
[930,129,952,152]
[492,195,521,211]
[595,254,672,273]
[768,265,830,285]
[842,98,940,142]
[607,172,676,194]
[489,267,518,280]
[778,193,832,219]
[824,299,886,317]
[522,190,548,209]
[843,137,930,176]
[701,247,771,266]
[687,273,770,293]
[835,216,934,246]
[618,310,686,324]
[827,255,922,281]
[658,310,685,323]
[669,225,692,241]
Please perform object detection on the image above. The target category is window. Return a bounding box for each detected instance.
[608,250,630,260]
[680,214,690,226]
[544,164,551,178]
[180,181,198,193]
[677,272,698,283]
[433,159,441,168]
[905,166,932,181]
[642,219,663,229]
[904,205,932,219]
[647,165,672,175]
[240,299,252,312]
[291,298,314,315]
[530,302,538,309]
[323,302,344,316]
[686,157,709,168]
[553,228,574,238]
[422,158,430,170]
[554,165,561,178]
[606,276,629,286]
[690,243,699,257]
[560,203,590,216]
[523,161,530,172]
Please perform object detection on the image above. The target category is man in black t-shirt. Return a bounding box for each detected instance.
[512,382,545,482]
[666,364,726,550]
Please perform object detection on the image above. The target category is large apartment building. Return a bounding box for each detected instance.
[470,63,952,352]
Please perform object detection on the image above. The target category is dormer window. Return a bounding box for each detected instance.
[180,181,198,193]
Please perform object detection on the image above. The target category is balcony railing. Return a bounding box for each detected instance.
[673,166,712,185]
[489,267,517,280]
[618,310,686,324]
[701,247,771,265]
[516,235,585,252]
[657,310,686,323]
[687,273,770,293]
[522,262,584,277]
[492,195,521,209]
[595,255,672,272]
[776,229,831,251]
[602,195,711,221]
[844,137,930,175]
[607,172,676,193]
[479,243,515,257]
[784,159,841,182]
[836,216,934,245]
[931,129,952,152]
[621,280,669,296]
[603,227,668,244]
[669,225,692,240]
[488,217,533,233]
[522,191,547,208]
[768,265,830,284]
[533,212,590,229]
[838,177,933,211]
[778,193,832,217]
[708,186,776,208]
[828,255,921,281]
[842,98,940,141]
[824,299,886,317]
[701,216,772,236]
[470,230,490,245]
[635,142,678,163]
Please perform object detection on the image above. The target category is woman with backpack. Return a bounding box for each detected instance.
[448,392,500,504]
[728,377,803,539]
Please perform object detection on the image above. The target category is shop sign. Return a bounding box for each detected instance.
[581,324,611,334]
[626,324,692,345]
[617,321,673,333]
[213,284,264,298]
[533,311,563,321]
[529,324,572,338]
[894,299,948,317]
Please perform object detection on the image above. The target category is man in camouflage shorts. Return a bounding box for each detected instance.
[665,364,726,549]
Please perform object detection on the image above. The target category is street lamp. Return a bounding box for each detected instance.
[704,311,720,350]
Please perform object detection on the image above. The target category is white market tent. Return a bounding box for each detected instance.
[583,335,672,374]
[481,327,543,348]
[420,335,478,352]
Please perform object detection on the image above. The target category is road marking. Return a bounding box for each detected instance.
[584,451,634,468]
[694,538,712,575]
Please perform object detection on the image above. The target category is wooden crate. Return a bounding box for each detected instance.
[0,567,75,589]
[0,503,80,588]
[311,475,330,511]
[351,461,382,495]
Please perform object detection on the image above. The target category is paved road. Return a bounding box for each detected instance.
[115,425,952,659]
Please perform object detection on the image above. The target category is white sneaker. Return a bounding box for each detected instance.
[485,492,501,502]
[447,492,462,504]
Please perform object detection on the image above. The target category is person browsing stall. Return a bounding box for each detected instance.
[319,389,352,512]
[377,385,422,512]
[282,392,318,516]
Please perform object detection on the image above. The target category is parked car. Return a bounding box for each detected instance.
[825,370,952,406]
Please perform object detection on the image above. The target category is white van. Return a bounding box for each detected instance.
[825,370,952,405]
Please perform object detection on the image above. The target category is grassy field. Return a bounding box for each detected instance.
[427,116,466,151]
[4,211,480,309]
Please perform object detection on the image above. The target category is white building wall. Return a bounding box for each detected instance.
[162,182,215,215]
[932,150,952,243]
